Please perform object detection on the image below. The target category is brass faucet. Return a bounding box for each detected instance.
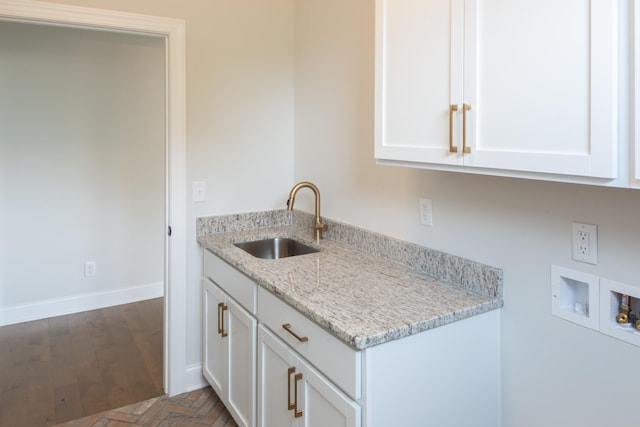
[287,181,328,241]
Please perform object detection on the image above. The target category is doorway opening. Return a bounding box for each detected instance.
[0,18,166,425]
[0,0,187,399]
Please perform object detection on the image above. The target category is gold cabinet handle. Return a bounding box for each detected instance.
[294,372,303,418]
[282,323,308,343]
[217,302,228,337]
[462,103,471,154]
[287,367,296,411]
[287,367,304,418]
[449,104,459,153]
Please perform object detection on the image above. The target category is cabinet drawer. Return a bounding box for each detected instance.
[257,287,361,400]
[204,249,257,314]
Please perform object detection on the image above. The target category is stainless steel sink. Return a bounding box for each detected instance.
[234,237,318,259]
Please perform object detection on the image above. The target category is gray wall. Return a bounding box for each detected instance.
[0,22,165,316]
[293,1,640,427]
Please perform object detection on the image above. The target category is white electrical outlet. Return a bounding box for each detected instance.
[84,261,96,277]
[572,222,597,265]
[419,198,433,227]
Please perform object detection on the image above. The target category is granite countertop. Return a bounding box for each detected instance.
[197,210,503,350]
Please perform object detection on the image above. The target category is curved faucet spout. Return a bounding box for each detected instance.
[287,181,328,241]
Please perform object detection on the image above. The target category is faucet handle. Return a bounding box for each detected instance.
[313,221,328,241]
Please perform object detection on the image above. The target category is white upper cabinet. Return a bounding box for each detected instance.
[375,0,464,166]
[375,0,619,180]
[634,1,640,188]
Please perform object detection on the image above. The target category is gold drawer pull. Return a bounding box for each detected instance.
[282,323,308,343]
[462,103,471,154]
[217,302,228,337]
[449,104,459,153]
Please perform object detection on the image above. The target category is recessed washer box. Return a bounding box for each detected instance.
[599,278,640,347]
[551,265,599,330]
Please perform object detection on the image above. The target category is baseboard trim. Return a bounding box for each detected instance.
[0,281,164,326]
[184,363,208,393]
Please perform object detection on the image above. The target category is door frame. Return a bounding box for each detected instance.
[0,0,187,395]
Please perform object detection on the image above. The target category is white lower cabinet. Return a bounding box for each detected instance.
[363,309,500,427]
[203,250,499,427]
[203,278,257,427]
[635,3,640,188]
[257,324,361,427]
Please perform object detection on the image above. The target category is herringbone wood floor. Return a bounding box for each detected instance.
[54,386,237,427]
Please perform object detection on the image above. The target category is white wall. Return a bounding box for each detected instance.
[183,0,295,370]
[0,21,165,320]
[35,0,296,370]
[294,1,640,427]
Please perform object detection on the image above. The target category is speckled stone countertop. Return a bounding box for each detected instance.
[197,210,503,350]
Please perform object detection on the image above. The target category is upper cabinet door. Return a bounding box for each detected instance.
[465,0,618,178]
[634,0,640,188]
[376,0,619,180]
[375,0,465,165]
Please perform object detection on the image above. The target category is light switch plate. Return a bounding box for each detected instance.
[193,181,206,202]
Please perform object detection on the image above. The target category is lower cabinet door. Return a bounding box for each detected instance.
[227,297,257,427]
[258,325,297,427]
[202,279,226,397]
[299,361,361,427]
[257,325,360,427]
[203,279,257,427]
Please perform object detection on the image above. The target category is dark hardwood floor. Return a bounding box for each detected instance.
[0,298,164,427]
